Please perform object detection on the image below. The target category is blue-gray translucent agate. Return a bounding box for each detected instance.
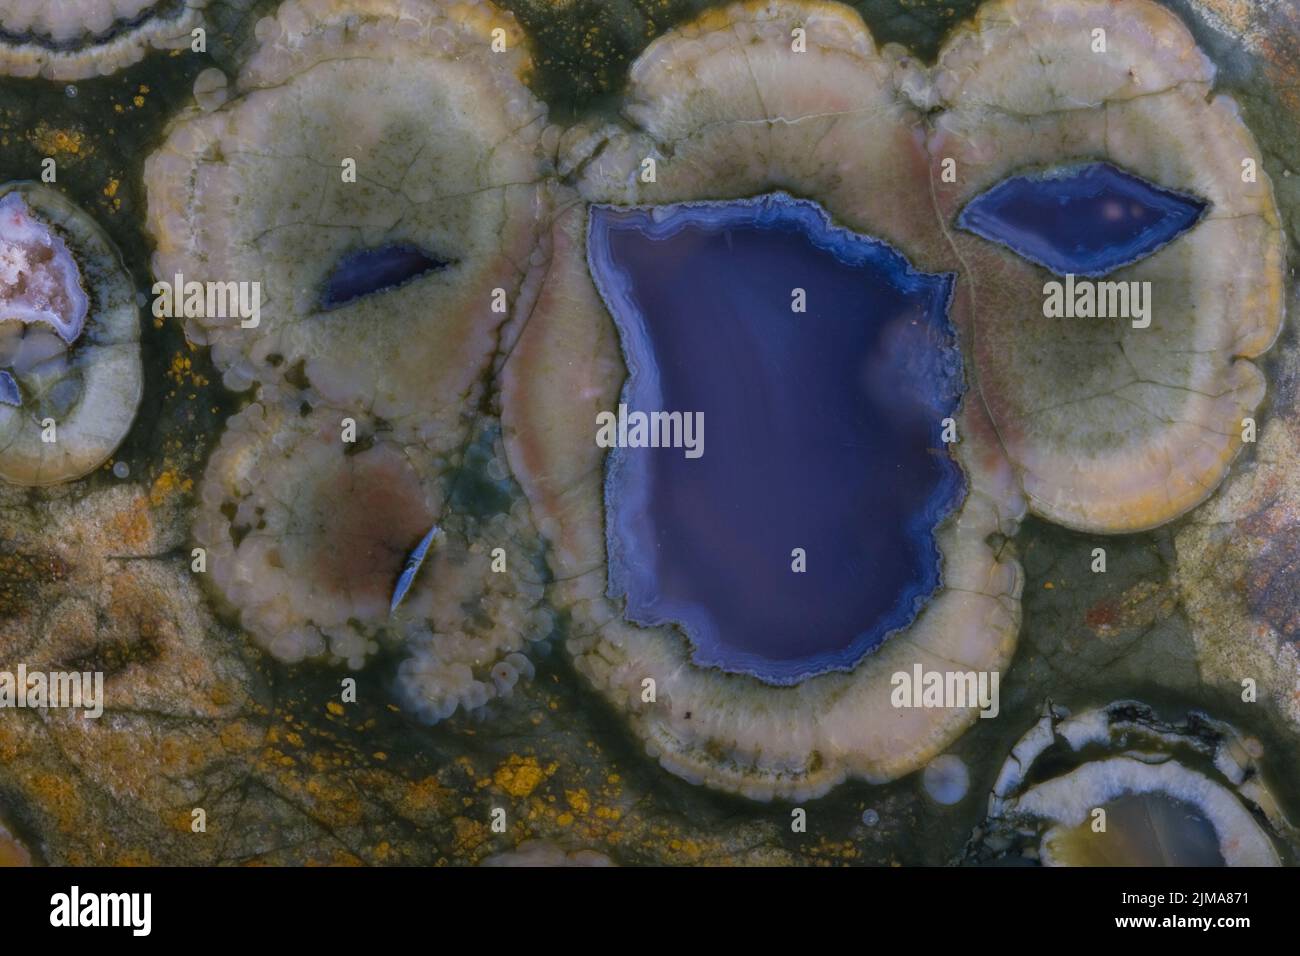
[957,162,1207,276]
[588,194,965,685]
[319,243,446,310]
[0,369,19,406]
[390,524,440,614]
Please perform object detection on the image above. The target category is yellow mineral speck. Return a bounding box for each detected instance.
[326,701,345,716]
[678,840,703,861]
[557,812,574,826]
[1044,581,1054,590]
[103,178,119,198]
[452,817,490,856]
[149,469,193,506]
[31,124,84,156]
[565,789,590,814]
[218,720,261,754]
[493,754,552,798]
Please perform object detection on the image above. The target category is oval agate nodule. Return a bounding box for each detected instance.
[957,162,1208,277]
[319,243,449,311]
[968,701,1287,867]
[0,182,142,486]
[503,0,1026,800]
[588,194,964,684]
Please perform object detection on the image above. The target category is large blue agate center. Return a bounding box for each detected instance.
[957,161,1207,276]
[588,194,965,685]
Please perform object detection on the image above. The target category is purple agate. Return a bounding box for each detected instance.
[957,162,1207,277]
[318,242,447,310]
[0,369,19,407]
[588,194,965,685]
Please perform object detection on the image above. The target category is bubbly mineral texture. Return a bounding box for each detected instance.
[0,182,142,486]
[1175,322,1300,735]
[151,0,556,720]
[0,192,89,343]
[930,0,1285,533]
[389,427,553,722]
[588,194,963,683]
[144,0,551,447]
[501,0,1283,800]
[0,0,207,79]
[967,702,1290,867]
[957,162,1208,277]
[503,1,1026,800]
[196,403,550,709]
[195,400,438,667]
[137,0,1288,810]
[0,483,266,865]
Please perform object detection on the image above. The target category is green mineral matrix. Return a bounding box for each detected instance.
[0,0,1296,872]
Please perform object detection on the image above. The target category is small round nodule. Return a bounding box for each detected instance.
[0,182,142,487]
[922,754,970,805]
[112,460,129,479]
[861,808,880,827]
[192,68,229,112]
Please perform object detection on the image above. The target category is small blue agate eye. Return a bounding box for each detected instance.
[318,242,449,310]
[957,161,1207,276]
[0,369,19,407]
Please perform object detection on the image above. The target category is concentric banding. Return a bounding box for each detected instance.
[930,0,1286,533]
[144,0,552,449]
[0,182,142,486]
[195,393,552,721]
[502,1,1026,800]
[976,702,1285,867]
[0,0,207,80]
[194,399,441,667]
[1028,758,1279,866]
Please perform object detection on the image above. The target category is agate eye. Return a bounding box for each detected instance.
[318,243,450,311]
[957,161,1207,276]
